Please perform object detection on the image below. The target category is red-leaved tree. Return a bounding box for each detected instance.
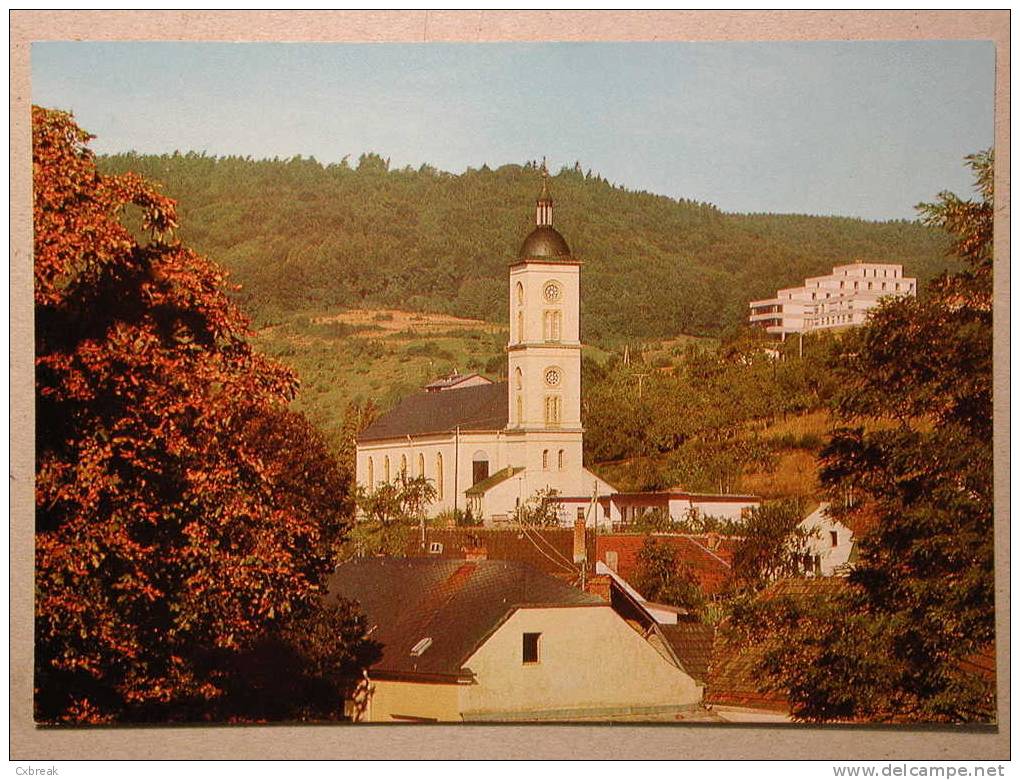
[33,106,376,723]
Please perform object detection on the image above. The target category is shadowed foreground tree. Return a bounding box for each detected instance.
[742,150,995,723]
[33,106,377,723]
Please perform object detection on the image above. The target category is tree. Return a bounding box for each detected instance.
[511,487,566,528]
[747,150,995,723]
[33,106,375,723]
[348,472,438,556]
[631,538,706,616]
[731,499,811,592]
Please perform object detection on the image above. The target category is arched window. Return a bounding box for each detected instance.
[558,449,564,470]
[436,452,444,501]
[367,457,374,490]
[517,310,524,343]
[471,450,489,485]
[400,454,407,475]
[418,453,425,478]
[384,456,391,483]
[543,310,562,342]
[542,450,549,470]
[516,281,524,305]
[516,395,523,424]
[515,367,523,390]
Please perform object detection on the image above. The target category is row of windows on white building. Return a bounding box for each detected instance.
[364,447,570,493]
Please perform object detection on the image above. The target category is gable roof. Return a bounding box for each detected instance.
[706,577,846,712]
[424,372,493,391]
[595,534,739,596]
[326,557,603,681]
[407,527,594,583]
[357,381,508,442]
[659,620,716,684]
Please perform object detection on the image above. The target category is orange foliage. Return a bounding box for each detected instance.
[33,107,351,723]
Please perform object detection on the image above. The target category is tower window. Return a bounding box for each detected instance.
[558,449,565,470]
[517,310,524,343]
[542,450,549,470]
[544,396,561,427]
[522,633,541,664]
[543,310,562,342]
[516,281,524,305]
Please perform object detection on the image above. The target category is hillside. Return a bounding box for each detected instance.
[98,153,955,341]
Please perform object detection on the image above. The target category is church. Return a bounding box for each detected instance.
[355,171,616,526]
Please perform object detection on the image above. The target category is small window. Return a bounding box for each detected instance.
[830,531,839,548]
[429,542,444,554]
[576,507,585,522]
[522,632,541,664]
[410,637,433,657]
[542,449,549,469]
[558,449,565,470]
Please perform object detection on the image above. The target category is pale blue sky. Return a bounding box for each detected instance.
[32,41,994,220]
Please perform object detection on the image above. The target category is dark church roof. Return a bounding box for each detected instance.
[357,381,508,442]
[326,557,602,680]
[518,225,572,262]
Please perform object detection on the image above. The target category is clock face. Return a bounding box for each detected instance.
[544,367,562,387]
[543,281,562,303]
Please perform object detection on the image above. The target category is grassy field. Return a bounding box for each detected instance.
[592,409,832,501]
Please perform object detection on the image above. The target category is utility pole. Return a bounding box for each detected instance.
[634,372,649,399]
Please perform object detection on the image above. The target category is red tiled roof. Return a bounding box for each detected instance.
[706,577,846,712]
[407,527,592,585]
[596,533,739,595]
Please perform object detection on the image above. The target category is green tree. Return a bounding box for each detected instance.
[349,472,438,556]
[631,538,706,616]
[749,150,995,723]
[511,487,566,528]
[730,499,811,591]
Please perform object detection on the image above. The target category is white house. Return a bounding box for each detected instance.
[355,169,614,525]
[799,502,854,576]
[330,557,705,722]
[749,262,917,337]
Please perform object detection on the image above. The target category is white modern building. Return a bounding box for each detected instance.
[355,170,614,525]
[749,262,917,337]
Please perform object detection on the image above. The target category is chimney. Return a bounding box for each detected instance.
[573,518,587,564]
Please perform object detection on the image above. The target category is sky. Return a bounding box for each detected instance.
[32,41,994,220]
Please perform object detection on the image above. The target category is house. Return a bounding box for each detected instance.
[402,524,595,585]
[596,533,740,596]
[798,502,854,576]
[354,167,614,526]
[749,261,917,338]
[600,488,760,528]
[327,557,705,722]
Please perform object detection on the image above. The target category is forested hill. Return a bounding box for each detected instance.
[99,152,953,340]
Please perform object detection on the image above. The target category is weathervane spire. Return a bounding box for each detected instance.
[536,157,553,226]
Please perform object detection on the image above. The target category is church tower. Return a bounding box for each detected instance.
[507,166,582,441]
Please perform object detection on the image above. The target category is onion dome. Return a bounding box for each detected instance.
[517,161,573,261]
